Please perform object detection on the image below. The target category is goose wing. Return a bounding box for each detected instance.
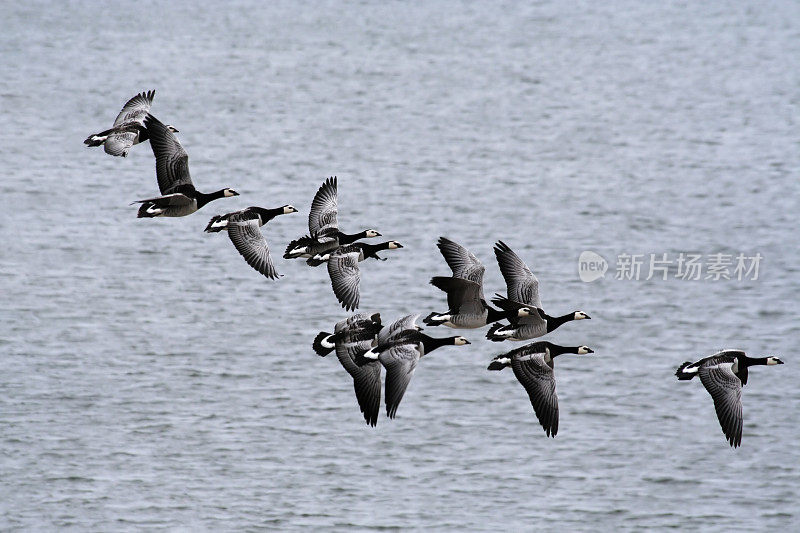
[309,177,338,239]
[436,237,486,290]
[379,343,421,419]
[492,294,545,327]
[227,211,280,280]
[698,361,743,447]
[430,276,485,316]
[103,131,138,156]
[327,251,360,310]
[113,90,154,127]
[337,313,380,344]
[336,313,371,333]
[335,339,382,426]
[132,192,193,206]
[377,314,421,345]
[494,241,541,307]
[509,349,559,437]
[144,113,194,195]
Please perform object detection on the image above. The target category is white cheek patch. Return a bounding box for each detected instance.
[496,357,511,365]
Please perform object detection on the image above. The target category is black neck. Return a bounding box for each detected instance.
[545,312,576,333]
[253,206,284,222]
[420,333,456,354]
[196,189,228,209]
[359,241,393,258]
[743,356,770,367]
[338,230,369,245]
[548,343,582,358]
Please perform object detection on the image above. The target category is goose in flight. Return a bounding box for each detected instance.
[306,240,403,266]
[284,177,381,259]
[133,114,238,218]
[423,237,535,328]
[362,314,470,419]
[313,313,383,426]
[84,90,178,157]
[676,350,783,447]
[204,205,298,279]
[486,241,590,341]
[324,241,403,311]
[488,341,594,437]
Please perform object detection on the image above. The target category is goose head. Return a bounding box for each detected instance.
[365,229,382,238]
[282,204,298,214]
[577,345,594,354]
[223,188,240,197]
[167,125,179,133]
[453,336,470,346]
[574,311,591,320]
[387,241,403,249]
[517,306,536,317]
[766,356,784,365]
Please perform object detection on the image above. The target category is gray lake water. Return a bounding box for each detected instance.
[2,1,799,530]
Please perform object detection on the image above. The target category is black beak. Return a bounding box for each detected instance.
[586,348,594,353]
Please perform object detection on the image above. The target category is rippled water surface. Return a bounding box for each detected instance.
[2,1,799,530]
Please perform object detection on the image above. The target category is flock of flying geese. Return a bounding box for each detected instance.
[86,90,784,448]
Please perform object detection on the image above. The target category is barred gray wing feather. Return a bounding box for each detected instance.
[144,113,193,195]
[309,177,338,238]
[698,362,744,447]
[377,314,420,345]
[380,344,420,419]
[335,313,371,334]
[113,90,154,126]
[510,351,559,437]
[227,213,279,280]
[437,237,486,291]
[494,241,541,307]
[336,313,379,344]
[327,251,360,310]
[335,339,382,426]
[430,276,484,316]
[103,131,137,156]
